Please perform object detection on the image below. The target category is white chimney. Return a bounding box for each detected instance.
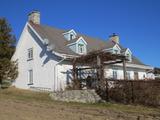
[28,10,40,24]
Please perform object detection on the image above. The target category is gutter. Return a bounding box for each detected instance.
[53,57,66,91]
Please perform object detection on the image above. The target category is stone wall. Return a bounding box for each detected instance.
[49,89,102,103]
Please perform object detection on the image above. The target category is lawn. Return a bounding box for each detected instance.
[0,87,160,120]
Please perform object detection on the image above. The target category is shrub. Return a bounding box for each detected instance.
[1,80,12,89]
[108,80,160,106]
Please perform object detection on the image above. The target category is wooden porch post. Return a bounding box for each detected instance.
[97,55,105,90]
[123,59,127,80]
[73,59,79,89]
[97,55,101,81]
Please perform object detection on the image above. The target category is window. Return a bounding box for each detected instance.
[126,71,131,80]
[134,72,139,80]
[78,44,85,53]
[113,70,117,79]
[27,48,33,60]
[126,53,132,62]
[28,70,33,85]
[143,74,146,79]
[70,34,73,40]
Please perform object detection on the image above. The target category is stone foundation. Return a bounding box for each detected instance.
[49,89,102,103]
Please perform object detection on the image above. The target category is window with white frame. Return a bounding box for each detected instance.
[126,71,131,80]
[78,44,85,54]
[63,30,77,41]
[113,70,118,79]
[27,48,33,60]
[70,34,74,40]
[28,69,33,85]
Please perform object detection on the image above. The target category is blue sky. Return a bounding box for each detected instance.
[0,0,160,67]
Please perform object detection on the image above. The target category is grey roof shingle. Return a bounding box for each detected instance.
[29,21,147,66]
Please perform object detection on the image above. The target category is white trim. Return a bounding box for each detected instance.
[113,63,153,70]
[77,36,87,45]
[27,22,44,43]
[113,44,121,51]
[102,44,121,52]
[67,42,76,46]
[67,36,87,46]
[63,29,77,36]
[125,48,132,55]
[103,48,113,52]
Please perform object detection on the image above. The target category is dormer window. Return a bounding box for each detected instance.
[78,44,85,53]
[67,36,87,54]
[124,48,132,62]
[63,29,77,41]
[112,44,121,54]
[126,54,132,62]
[121,48,132,62]
[70,34,73,40]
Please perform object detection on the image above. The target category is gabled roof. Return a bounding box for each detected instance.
[29,21,148,66]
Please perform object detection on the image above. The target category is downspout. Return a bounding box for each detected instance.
[53,57,66,91]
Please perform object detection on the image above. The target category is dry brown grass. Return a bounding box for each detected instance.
[0,87,160,120]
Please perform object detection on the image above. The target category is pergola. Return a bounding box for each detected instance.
[71,50,128,92]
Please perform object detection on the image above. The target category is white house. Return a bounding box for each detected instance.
[12,11,154,91]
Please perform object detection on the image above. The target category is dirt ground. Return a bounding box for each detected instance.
[0,88,160,120]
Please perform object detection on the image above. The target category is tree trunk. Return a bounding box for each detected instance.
[0,79,2,88]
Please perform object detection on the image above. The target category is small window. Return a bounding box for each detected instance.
[28,69,33,85]
[113,70,117,79]
[27,48,33,60]
[78,44,85,54]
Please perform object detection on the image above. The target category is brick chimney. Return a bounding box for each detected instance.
[109,33,119,44]
[28,10,40,24]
